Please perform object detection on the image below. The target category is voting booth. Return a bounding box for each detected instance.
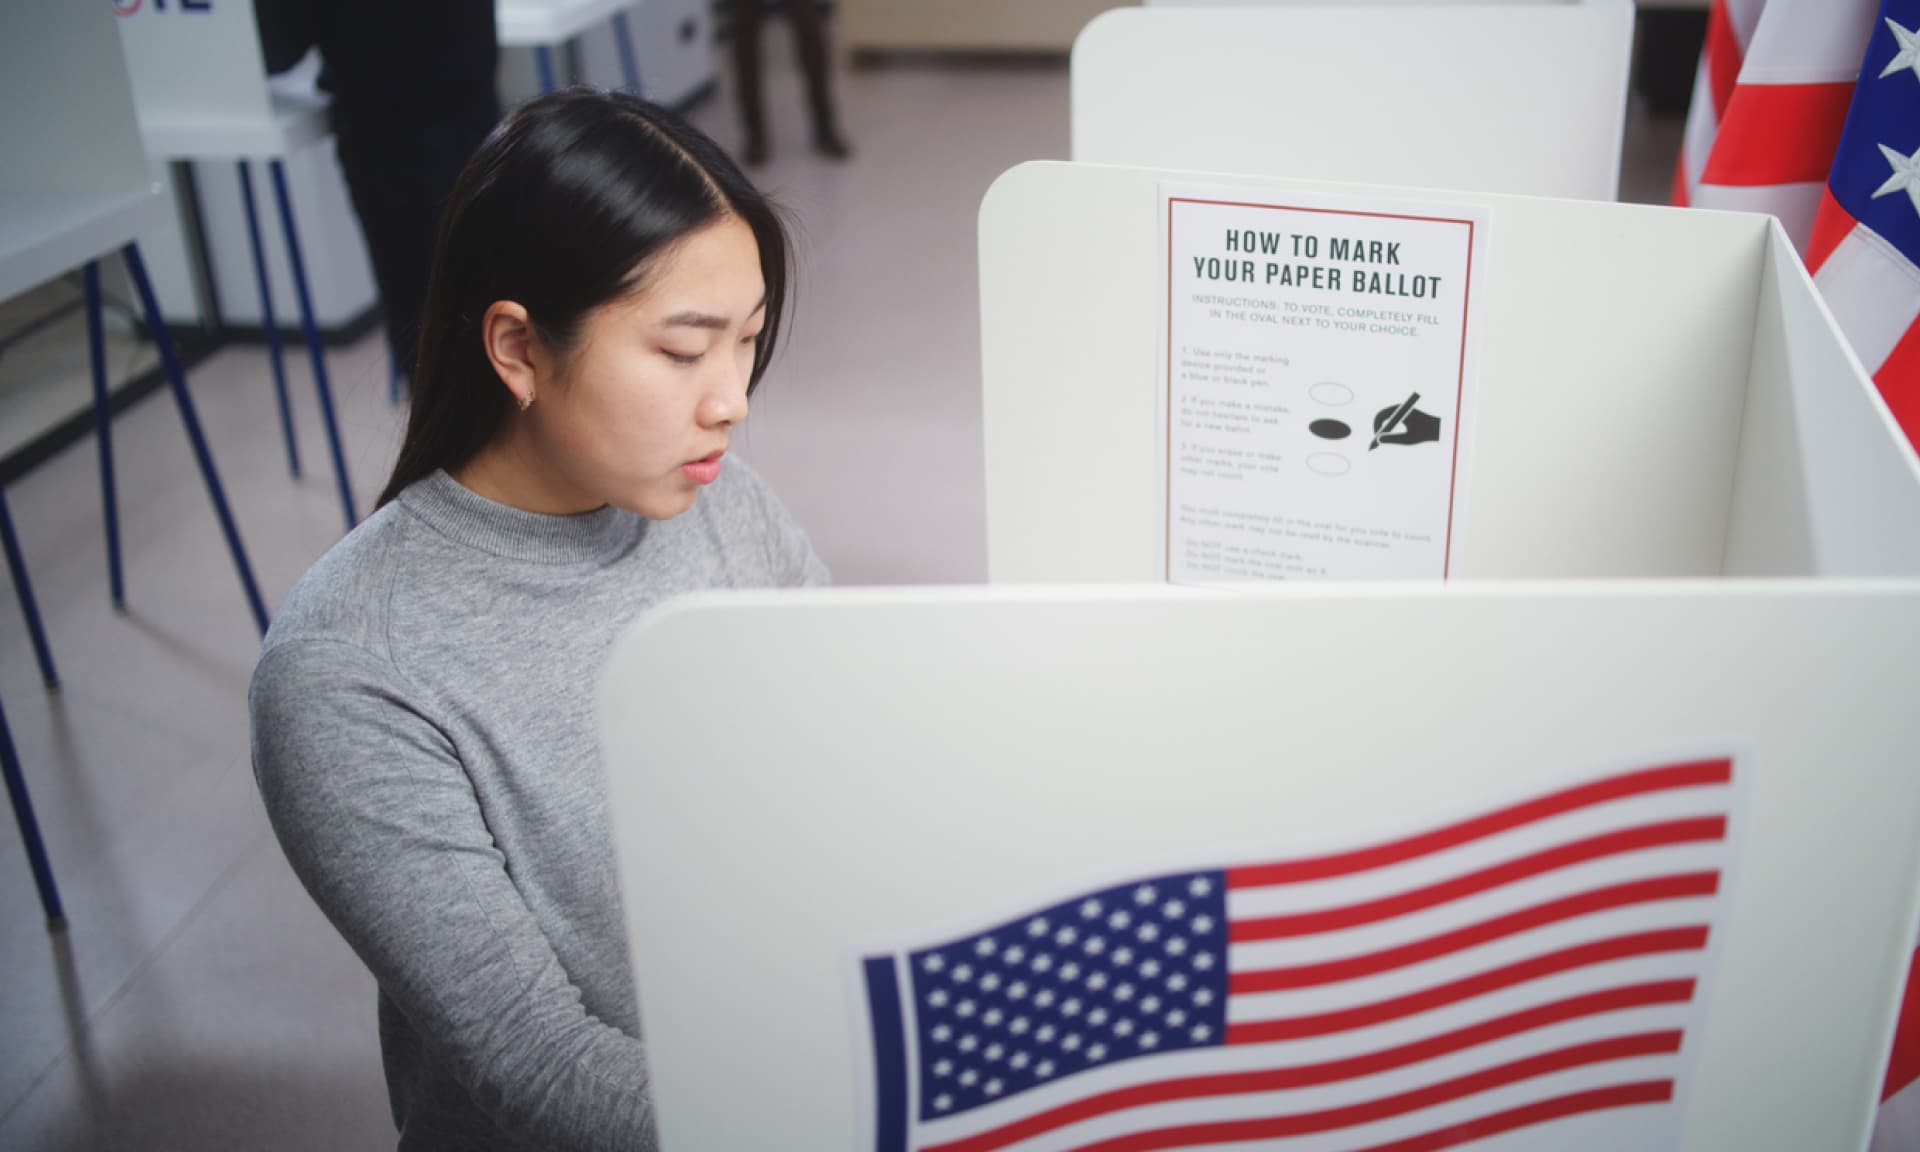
[600,586,1920,1151]
[1072,3,1636,201]
[980,162,1920,582]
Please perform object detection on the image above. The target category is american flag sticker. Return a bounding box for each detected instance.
[858,757,1741,1152]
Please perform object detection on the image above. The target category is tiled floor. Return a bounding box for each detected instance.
[6,25,1879,1152]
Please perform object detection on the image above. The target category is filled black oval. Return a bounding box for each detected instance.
[1310,419,1352,441]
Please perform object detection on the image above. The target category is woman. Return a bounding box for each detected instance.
[249,90,827,1151]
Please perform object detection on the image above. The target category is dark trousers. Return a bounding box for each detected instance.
[728,0,840,145]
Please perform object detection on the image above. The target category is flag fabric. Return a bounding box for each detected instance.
[860,759,1738,1152]
[1804,2,1920,451]
[1672,0,1877,249]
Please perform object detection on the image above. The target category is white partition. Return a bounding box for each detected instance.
[601,583,1920,1151]
[0,0,162,302]
[978,162,1920,583]
[1072,3,1634,200]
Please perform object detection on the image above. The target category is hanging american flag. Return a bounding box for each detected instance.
[860,758,1740,1152]
[1804,2,1920,451]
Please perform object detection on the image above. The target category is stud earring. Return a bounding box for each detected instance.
[517,391,534,412]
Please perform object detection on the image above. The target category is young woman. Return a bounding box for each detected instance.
[250,91,826,1151]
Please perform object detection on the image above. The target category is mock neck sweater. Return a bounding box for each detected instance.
[249,462,827,1151]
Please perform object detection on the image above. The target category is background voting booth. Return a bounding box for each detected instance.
[114,0,362,530]
[1072,3,1636,201]
[596,160,1920,1149]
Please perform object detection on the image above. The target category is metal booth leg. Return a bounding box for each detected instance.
[536,44,559,93]
[121,243,271,637]
[0,489,58,688]
[612,11,644,96]
[266,160,358,532]
[239,160,301,478]
[1,690,66,930]
[83,263,124,610]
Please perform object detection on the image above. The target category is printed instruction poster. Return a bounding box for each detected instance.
[1160,184,1487,584]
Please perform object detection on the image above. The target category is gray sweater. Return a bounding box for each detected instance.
[250,462,827,1151]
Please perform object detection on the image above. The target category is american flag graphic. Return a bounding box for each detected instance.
[860,758,1740,1152]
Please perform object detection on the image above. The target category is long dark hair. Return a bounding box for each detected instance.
[377,89,792,507]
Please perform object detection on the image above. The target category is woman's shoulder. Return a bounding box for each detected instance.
[260,499,424,669]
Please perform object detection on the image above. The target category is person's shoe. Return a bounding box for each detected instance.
[812,128,852,161]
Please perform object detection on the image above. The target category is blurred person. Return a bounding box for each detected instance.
[250,91,826,1151]
[727,0,852,165]
[255,0,500,380]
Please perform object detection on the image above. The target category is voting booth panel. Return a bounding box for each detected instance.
[978,162,1920,584]
[601,585,1920,1151]
[0,1,162,302]
[1071,4,1635,202]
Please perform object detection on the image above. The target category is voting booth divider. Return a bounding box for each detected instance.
[1072,3,1636,201]
[595,160,1920,1151]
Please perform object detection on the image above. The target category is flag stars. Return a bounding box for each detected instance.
[1166,937,1189,956]
[923,955,947,974]
[986,1079,1005,1097]
[960,1069,979,1087]
[928,989,950,1008]
[1037,1060,1057,1079]
[1115,983,1136,1003]
[1194,989,1216,1007]
[1010,1016,1031,1035]
[1113,947,1136,966]
[956,1000,978,1019]
[1191,915,1215,935]
[984,1008,1004,1027]
[1138,923,1162,943]
[1063,1034,1084,1052]
[1114,1019,1136,1038]
[1003,945,1026,965]
[1087,973,1110,992]
[1162,899,1187,919]
[959,1034,980,1053]
[1008,981,1029,1001]
[1193,953,1216,971]
[1027,917,1050,938]
[1062,998,1084,1017]
[1060,962,1082,982]
[1037,1024,1058,1043]
[1088,1007,1110,1027]
[1141,995,1162,1013]
[932,1025,953,1043]
[953,964,974,983]
[934,1093,955,1112]
[985,1042,1005,1062]
[1191,1025,1213,1042]
[976,936,998,957]
[980,973,1003,993]
[1088,1042,1109,1061]
[1166,973,1189,992]
[1085,937,1108,956]
[1080,898,1103,919]
[1055,926,1079,947]
[1167,1009,1188,1027]
[1881,18,1920,83]
[1140,1032,1160,1049]
[1134,884,1158,906]
[1108,910,1133,931]
[1872,142,1920,217]
[1188,876,1214,898]
[933,1059,954,1078]
[1035,990,1057,1008]
[1140,960,1163,979]
[1010,1052,1031,1070]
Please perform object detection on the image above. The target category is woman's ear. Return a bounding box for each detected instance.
[481,301,542,410]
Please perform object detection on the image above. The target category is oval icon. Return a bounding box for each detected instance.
[1310,382,1355,407]
[1308,453,1352,477]
[1309,419,1351,441]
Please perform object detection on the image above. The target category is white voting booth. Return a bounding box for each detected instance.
[982,163,1920,582]
[1073,3,1635,201]
[594,159,1920,1150]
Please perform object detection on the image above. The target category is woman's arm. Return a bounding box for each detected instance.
[250,638,657,1152]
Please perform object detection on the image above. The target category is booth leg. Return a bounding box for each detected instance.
[238,161,300,479]
[536,45,558,94]
[0,490,58,688]
[82,263,123,610]
[612,11,643,96]
[0,691,66,931]
[121,244,271,637]
[267,160,358,532]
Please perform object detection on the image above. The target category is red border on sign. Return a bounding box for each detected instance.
[1164,197,1477,583]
